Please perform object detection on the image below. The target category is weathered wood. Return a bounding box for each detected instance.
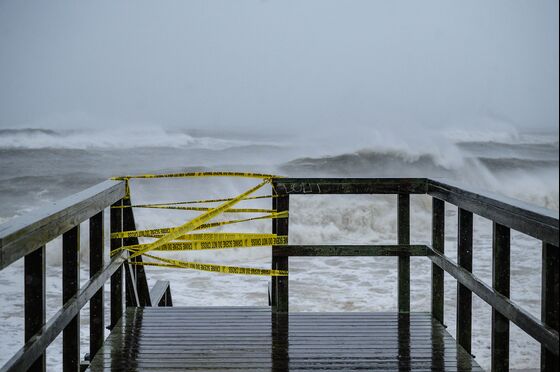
[110,200,123,330]
[0,180,126,269]
[541,242,560,371]
[0,251,127,372]
[427,246,559,355]
[63,225,80,372]
[150,280,172,307]
[457,208,473,354]
[491,222,510,371]
[427,179,558,246]
[398,194,410,314]
[89,211,104,360]
[272,192,289,313]
[88,307,483,371]
[24,246,46,372]
[431,198,445,324]
[273,178,427,195]
[273,245,428,257]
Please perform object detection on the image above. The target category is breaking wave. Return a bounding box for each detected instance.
[0,127,256,150]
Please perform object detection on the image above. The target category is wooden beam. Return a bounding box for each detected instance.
[398,194,410,314]
[62,225,80,372]
[0,252,127,372]
[273,178,427,195]
[110,200,123,330]
[457,209,473,354]
[427,179,558,246]
[272,189,289,313]
[431,198,445,324]
[89,211,104,361]
[491,223,510,371]
[122,198,151,306]
[149,280,173,307]
[427,246,559,355]
[24,246,46,372]
[541,242,560,371]
[0,180,126,269]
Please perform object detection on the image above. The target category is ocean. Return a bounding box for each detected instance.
[0,126,558,370]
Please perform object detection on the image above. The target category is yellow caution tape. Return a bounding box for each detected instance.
[174,232,281,241]
[196,211,288,231]
[128,179,270,259]
[135,253,288,276]
[110,171,288,276]
[113,194,278,208]
[117,235,288,253]
[111,211,288,239]
[120,205,275,213]
[112,171,281,181]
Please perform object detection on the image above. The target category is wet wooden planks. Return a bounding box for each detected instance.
[88,307,483,371]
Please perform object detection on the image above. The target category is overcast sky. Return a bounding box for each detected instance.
[0,0,558,133]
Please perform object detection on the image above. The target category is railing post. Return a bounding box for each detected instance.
[457,208,473,354]
[122,198,151,306]
[272,183,289,313]
[541,242,559,371]
[491,222,510,371]
[62,225,80,372]
[397,194,410,313]
[24,246,46,372]
[110,200,123,330]
[431,198,445,324]
[89,211,104,361]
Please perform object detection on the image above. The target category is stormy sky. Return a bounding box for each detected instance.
[0,0,558,133]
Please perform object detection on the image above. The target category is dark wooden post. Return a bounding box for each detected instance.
[110,200,123,330]
[457,208,473,354]
[124,263,140,307]
[89,211,104,360]
[431,198,445,324]
[541,242,559,371]
[122,198,151,306]
[25,246,46,372]
[272,183,289,313]
[397,194,410,313]
[491,222,510,371]
[62,225,80,372]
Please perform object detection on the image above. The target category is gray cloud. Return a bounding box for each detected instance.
[0,0,558,133]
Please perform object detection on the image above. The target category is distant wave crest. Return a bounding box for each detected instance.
[0,127,253,150]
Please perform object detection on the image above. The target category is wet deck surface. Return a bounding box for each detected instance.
[88,307,483,371]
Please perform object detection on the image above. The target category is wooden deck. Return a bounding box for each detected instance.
[88,307,483,371]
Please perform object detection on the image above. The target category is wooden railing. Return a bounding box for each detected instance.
[271,178,559,372]
[0,177,557,371]
[0,180,171,372]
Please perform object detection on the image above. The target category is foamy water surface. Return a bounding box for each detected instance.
[0,127,557,371]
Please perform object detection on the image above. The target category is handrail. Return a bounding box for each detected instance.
[427,179,559,246]
[274,177,559,246]
[274,243,559,355]
[272,177,559,371]
[0,251,127,372]
[0,177,557,371]
[0,179,138,372]
[0,180,126,269]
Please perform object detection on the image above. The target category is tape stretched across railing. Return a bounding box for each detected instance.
[111,211,288,239]
[110,172,288,276]
[113,194,278,208]
[114,234,288,253]
[134,254,289,276]
[112,171,281,180]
